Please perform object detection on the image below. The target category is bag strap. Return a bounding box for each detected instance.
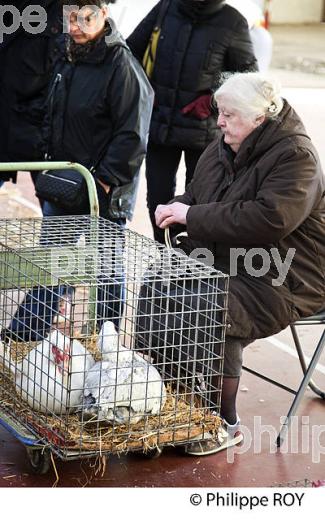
[155,0,171,30]
[142,0,171,78]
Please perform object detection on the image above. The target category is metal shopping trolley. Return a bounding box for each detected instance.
[0,162,228,474]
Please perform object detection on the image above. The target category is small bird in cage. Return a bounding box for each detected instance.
[0,330,95,414]
[81,321,167,424]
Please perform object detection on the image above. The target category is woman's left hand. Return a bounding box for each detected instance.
[97,178,111,194]
[155,202,190,228]
[181,94,212,120]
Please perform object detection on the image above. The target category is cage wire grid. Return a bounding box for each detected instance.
[0,216,228,459]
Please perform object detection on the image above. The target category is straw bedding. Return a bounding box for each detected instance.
[0,336,221,455]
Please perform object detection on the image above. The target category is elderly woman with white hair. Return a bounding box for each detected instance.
[155,72,325,456]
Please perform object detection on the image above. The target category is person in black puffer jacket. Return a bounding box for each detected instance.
[127,0,258,242]
[42,1,153,222]
[0,0,61,193]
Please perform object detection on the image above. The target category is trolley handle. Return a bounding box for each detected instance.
[0,161,99,217]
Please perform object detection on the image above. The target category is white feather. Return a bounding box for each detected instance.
[97,321,148,366]
[83,321,167,424]
[0,330,95,414]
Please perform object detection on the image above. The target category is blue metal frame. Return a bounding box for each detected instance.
[0,412,41,447]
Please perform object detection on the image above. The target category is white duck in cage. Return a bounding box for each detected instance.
[81,321,167,424]
[0,330,95,414]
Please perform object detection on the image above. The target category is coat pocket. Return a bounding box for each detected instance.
[203,41,223,72]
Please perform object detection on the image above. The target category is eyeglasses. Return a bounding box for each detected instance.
[68,10,100,28]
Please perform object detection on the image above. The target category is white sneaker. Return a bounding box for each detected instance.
[223,415,241,437]
[185,416,243,456]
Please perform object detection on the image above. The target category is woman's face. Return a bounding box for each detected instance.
[217,99,264,153]
[67,5,108,44]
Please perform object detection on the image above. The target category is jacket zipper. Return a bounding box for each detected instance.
[61,65,76,154]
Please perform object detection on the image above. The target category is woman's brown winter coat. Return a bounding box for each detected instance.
[173,100,325,339]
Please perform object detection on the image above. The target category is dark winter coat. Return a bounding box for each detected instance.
[127,0,258,150]
[172,100,325,339]
[44,20,154,220]
[0,0,61,181]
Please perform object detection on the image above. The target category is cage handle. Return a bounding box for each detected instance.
[164,227,172,249]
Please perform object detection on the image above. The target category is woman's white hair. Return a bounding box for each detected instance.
[213,72,284,120]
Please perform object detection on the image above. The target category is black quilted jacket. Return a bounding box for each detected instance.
[127,0,258,150]
[43,21,154,220]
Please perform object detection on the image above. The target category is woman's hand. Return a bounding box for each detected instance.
[97,178,111,194]
[181,94,212,120]
[155,202,190,229]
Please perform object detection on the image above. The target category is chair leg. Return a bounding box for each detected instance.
[277,329,325,447]
[290,324,325,398]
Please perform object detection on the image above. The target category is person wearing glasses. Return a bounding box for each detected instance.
[41,0,153,220]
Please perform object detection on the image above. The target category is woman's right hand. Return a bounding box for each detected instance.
[155,202,190,229]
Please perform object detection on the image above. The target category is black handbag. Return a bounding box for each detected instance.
[35,168,89,211]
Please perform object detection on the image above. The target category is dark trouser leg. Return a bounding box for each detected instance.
[95,183,126,331]
[145,141,182,243]
[30,171,44,212]
[96,223,126,332]
[184,148,203,186]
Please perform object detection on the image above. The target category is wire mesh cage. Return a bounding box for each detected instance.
[0,216,228,461]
